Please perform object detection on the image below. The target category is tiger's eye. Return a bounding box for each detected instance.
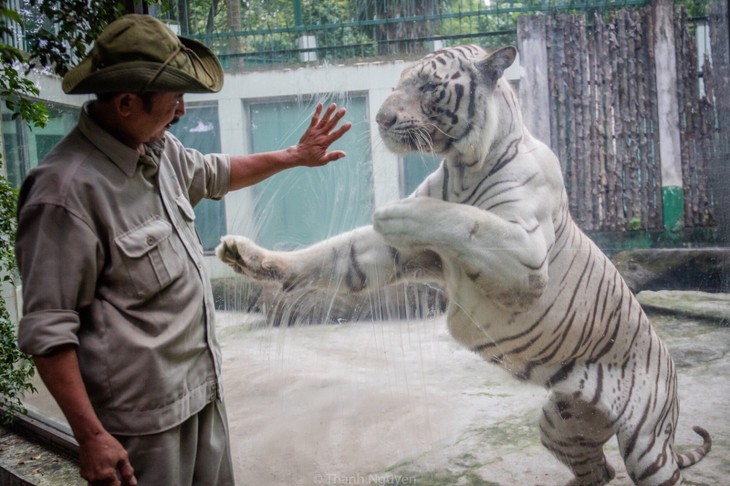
[422,82,439,93]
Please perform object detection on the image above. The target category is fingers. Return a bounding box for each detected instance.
[320,104,343,129]
[295,102,352,166]
[313,103,347,132]
[318,102,337,124]
[309,102,324,128]
[321,150,347,163]
[327,121,352,143]
[79,431,137,486]
[89,479,120,486]
[117,457,137,486]
[119,459,137,486]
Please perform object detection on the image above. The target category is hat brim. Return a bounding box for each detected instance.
[63,37,223,94]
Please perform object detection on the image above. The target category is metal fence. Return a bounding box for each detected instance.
[155,0,652,71]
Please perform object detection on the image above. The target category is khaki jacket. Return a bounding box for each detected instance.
[16,106,230,435]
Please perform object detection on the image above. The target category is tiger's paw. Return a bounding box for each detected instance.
[373,198,441,248]
[216,235,286,281]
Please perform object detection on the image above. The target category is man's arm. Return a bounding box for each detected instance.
[228,102,352,190]
[34,346,137,486]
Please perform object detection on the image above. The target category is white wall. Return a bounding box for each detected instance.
[31,57,521,279]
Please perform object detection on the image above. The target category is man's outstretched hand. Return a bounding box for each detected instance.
[228,102,353,190]
[293,102,352,167]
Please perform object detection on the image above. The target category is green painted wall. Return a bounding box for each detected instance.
[662,185,684,233]
[248,96,373,250]
[402,152,441,196]
[169,102,226,251]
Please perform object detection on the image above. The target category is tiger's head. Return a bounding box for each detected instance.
[376,45,517,157]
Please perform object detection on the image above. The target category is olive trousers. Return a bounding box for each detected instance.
[116,399,235,485]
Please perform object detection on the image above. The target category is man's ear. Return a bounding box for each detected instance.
[114,93,141,117]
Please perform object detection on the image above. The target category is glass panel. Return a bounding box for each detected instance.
[168,102,226,251]
[1,115,26,185]
[2,102,78,187]
[7,102,79,434]
[247,96,372,250]
[401,152,442,196]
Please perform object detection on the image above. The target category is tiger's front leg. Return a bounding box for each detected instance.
[217,235,289,282]
[217,226,442,293]
[374,197,551,309]
[217,232,367,290]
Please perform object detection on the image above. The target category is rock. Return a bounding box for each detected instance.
[637,290,730,324]
[612,248,730,293]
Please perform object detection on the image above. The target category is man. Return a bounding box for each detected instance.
[15,14,351,486]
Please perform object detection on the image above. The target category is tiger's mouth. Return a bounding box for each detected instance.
[379,124,438,154]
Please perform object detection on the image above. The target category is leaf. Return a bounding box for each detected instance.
[0,8,23,24]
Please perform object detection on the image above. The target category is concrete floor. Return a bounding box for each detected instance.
[218,292,729,486]
[14,291,729,485]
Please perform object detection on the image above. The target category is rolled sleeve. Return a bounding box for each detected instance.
[15,199,101,356]
[18,309,80,356]
[186,149,231,205]
[202,152,231,200]
[164,133,230,206]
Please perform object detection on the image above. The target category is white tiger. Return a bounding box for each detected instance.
[217,45,711,485]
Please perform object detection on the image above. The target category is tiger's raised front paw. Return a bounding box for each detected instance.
[373,198,436,248]
[216,235,286,281]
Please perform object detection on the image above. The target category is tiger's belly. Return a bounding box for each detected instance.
[445,296,564,385]
[442,255,640,386]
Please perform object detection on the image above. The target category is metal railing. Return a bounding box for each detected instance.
[155,0,652,71]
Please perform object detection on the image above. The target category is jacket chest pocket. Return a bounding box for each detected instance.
[176,193,204,247]
[176,193,196,223]
[115,218,185,299]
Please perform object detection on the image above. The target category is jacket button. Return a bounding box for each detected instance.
[146,236,155,246]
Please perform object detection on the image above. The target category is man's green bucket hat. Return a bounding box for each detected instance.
[62,14,223,94]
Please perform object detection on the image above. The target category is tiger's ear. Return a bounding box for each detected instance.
[477,46,517,85]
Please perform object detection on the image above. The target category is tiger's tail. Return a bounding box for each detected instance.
[675,426,712,468]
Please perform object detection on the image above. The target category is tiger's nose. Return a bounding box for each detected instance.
[376,109,397,130]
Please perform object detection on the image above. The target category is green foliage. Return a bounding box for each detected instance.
[0,170,35,422]
[680,0,712,18]
[24,0,125,77]
[1,7,49,127]
[0,1,46,423]
[629,216,643,231]
[305,1,375,59]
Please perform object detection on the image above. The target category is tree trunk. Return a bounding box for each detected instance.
[206,0,219,34]
[373,0,442,56]
[225,0,243,69]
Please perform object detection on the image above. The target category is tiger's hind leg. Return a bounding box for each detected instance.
[613,357,689,485]
[615,408,683,486]
[540,392,616,486]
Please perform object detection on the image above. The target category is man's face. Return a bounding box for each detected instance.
[143,92,185,142]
